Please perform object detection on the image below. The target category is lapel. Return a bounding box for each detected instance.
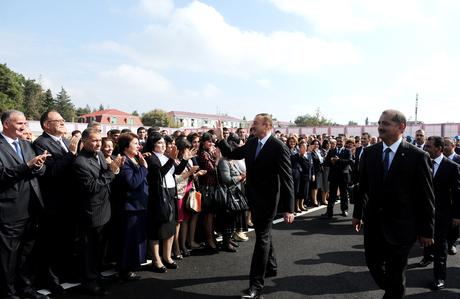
[369,142,384,185]
[253,135,272,164]
[384,140,409,185]
[433,157,448,183]
[0,134,25,164]
[43,133,65,154]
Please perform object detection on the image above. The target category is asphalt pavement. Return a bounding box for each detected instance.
[53,204,460,299]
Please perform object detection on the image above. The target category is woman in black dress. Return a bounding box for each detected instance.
[144,133,196,273]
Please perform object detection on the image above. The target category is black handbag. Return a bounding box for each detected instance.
[156,171,173,223]
[214,165,229,208]
[221,161,249,212]
[201,173,216,210]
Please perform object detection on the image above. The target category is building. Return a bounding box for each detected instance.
[77,109,143,126]
[167,111,243,128]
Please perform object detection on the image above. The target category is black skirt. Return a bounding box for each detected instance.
[147,187,176,240]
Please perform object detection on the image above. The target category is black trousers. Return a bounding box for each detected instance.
[79,225,104,289]
[0,215,38,299]
[327,177,349,215]
[423,216,449,280]
[249,216,277,291]
[364,223,412,299]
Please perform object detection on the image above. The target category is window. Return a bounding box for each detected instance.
[128,118,134,125]
[111,117,118,124]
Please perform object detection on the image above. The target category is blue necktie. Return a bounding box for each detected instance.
[382,148,392,181]
[255,141,263,159]
[13,140,24,162]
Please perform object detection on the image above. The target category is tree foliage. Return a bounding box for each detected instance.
[23,78,44,120]
[43,89,55,111]
[294,108,333,127]
[131,110,139,116]
[347,120,358,126]
[55,87,75,122]
[141,109,173,127]
[0,63,25,114]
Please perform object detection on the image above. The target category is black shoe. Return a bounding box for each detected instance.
[171,254,183,260]
[150,264,167,273]
[19,291,50,299]
[434,279,445,290]
[241,286,260,299]
[342,211,348,217]
[448,245,457,255]
[120,271,141,281]
[205,243,219,252]
[181,250,191,257]
[163,260,179,269]
[49,284,66,295]
[321,213,332,219]
[86,286,108,296]
[419,258,433,267]
[265,269,278,278]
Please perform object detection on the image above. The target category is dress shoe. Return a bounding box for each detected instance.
[233,232,249,242]
[265,269,278,278]
[223,246,238,252]
[241,286,260,299]
[342,211,348,217]
[171,253,183,260]
[419,258,433,267]
[321,213,332,219]
[434,279,445,290]
[181,250,191,257]
[163,260,179,269]
[49,284,66,295]
[19,291,50,299]
[205,243,219,252]
[150,264,167,273]
[86,286,108,296]
[120,271,141,281]
[448,245,457,255]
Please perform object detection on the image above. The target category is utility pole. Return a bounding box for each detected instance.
[415,93,418,124]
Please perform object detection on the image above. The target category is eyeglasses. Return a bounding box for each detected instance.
[47,119,65,124]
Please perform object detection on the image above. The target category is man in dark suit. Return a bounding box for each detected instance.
[0,110,50,299]
[417,136,460,290]
[415,129,427,149]
[352,109,435,299]
[323,136,353,218]
[33,111,81,294]
[72,128,125,296]
[443,137,460,255]
[215,114,295,299]
[351,132,371,185]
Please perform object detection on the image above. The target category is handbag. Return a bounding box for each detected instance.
[213,165,229,208]
[201,170,218,210]
[227,182,249,212]
[156,171,173,223]
[186,186,202,213]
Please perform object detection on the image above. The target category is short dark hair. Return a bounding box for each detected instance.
[362,132,371,139]
[110,129,120,134]
[187,132,200,143]
[121,128,131,134]
[137,127,146,133]
[382,109,406,132]
[39,110,58,130]
[87,121,101,128]
[223,127,229,132]
[427,135,444,151]
[71,130,81,136]
[175,138,192,159]
[118,132,139,153]
[256,113,273,129]
[144,132,164,153]
[82,128,100,141]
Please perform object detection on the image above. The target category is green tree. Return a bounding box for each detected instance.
[365,117,369,125]
[55,87,75,122]
[75,104,91,117]
[0,63,24,114]
[131,110,139,116]
[294,108,333,127]
[141,109,173,127]
[43,89,55,111]
[347,120,358,126]
[22,78,43,120]
[98,103,105,111]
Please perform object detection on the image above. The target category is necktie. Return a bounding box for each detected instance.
[431,160,436,177]
[337,148,341,155]
[12,140,24,162]
[57,139,68,153]
[382,148,392,181]
[255,141,263,159]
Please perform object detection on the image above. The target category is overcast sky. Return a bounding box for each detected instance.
[1,0,459,125]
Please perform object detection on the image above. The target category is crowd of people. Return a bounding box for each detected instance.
[2,108,460,299]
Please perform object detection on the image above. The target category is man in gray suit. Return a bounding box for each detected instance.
[72,128,125,296]
[0,110,50,299]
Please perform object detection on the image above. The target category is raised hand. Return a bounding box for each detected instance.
[169,146,179,160]
[27,150,51,168]
[214,120,224,141]
[68,135,81,154]
[138,152,148,168]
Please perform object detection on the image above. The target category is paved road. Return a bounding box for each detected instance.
[55,204,460,299]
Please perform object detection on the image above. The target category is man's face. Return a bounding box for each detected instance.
[237,129,246,138]
[251,115,268,139]
[415,131,426,146]
[223,130,229,140]
[424,139,441,159]
[3,113,27,139]
[378,113,403,144]
[336,138,343,149]
[361,134,369,147]
[370,137,377,144]
[138,129,146,140]
[44,112,66,137]
[22,126,33,141]
[443,139,454,156]
[82,132,102,154]
[112,133,120,143]
[93,125,102,132]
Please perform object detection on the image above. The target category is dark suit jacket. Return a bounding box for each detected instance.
[433,157,460,221]
[72,148,116,228]
[118,153,149,211]
[311,149,326,174]
[455,147,460,155]
[291,152,314,182]
[451,153,460,165]
[217,135,295,219]
[0,134,45,223]
[324,147,353,183]
[33,133,76,215]
[353,140,435,246]
[352,145,367,184]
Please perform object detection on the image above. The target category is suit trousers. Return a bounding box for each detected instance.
[0,215,38,299]
[79,225,104,287]
[423,216,449,280]
[327,178,349,215]
[364,223,412,299]
[447,222,459,247]
[249,215,277,291]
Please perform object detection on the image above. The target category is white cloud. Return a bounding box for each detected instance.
[395,52,460,93]
[88,1,360,77]
[134,0,174,18]
[183,83,221,100]
[255,78,273,89]
[265,0,437,34]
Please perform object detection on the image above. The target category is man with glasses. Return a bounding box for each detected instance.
[33,111,81,294]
